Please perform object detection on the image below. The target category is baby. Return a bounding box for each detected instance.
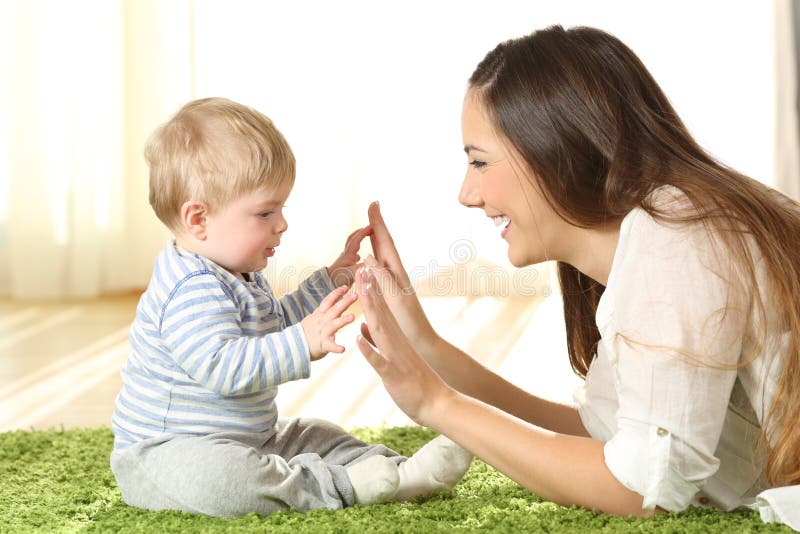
[109,97,472,518]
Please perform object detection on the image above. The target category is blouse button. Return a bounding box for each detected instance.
[656,427,669,437]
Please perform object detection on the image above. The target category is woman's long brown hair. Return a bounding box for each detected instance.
[469,25,800,487]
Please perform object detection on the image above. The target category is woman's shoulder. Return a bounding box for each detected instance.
[609,185,751,297]
[616,185,708,264]
[631,184,698,228]
[605,184,756,324]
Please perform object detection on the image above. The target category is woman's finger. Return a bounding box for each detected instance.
[356,333,389,373]
[355,267,408,353]
[356,267,387,317]
[368,203,410,286]
[362,258,407,297]
[360,322,375,346]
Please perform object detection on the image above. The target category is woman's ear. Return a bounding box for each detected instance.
[180,199,208,240]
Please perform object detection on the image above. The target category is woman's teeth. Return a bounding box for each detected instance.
[492,215,510,228]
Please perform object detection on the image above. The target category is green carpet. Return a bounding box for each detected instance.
[1,427,791,533]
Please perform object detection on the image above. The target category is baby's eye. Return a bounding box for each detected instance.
[259,211,273,218]
[469,160,487,169]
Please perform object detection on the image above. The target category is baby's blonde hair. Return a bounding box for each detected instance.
[145,97,295,232]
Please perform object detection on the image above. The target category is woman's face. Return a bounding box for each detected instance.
[459,92,565,267]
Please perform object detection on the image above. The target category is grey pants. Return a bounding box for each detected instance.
[110,417,404,517]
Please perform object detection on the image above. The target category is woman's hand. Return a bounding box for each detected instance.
[355,265,454,426]
[327,225,373,288]
[366,202,437,350]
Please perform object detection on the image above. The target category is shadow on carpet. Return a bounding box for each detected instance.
[1,426,791,533]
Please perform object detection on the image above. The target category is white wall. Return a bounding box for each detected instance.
[190,0,774,287]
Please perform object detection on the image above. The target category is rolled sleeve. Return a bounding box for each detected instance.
[577,344,715,511]
[604,420,709,511]
[755,486,800,530]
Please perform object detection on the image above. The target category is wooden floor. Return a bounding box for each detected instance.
[0,293,581,432]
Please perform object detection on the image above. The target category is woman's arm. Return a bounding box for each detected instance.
[355,267,653,516]
[428,389,655,516]
[422,335,590,437]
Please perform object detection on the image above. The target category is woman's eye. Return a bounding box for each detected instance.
[469,160,487,169]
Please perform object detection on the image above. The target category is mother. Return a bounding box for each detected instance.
[354,25,800,525]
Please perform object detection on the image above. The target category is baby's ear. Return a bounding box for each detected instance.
[180,199,208,240]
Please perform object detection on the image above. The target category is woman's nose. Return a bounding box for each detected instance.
[458,173,483,208]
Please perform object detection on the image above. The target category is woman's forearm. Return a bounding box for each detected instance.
[426,390,654,517]
[418,335,589,437]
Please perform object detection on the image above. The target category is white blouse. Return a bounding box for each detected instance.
[573,186,799,529]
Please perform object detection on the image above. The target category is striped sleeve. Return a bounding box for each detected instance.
[160,272,310,396]
[278,267,336,325]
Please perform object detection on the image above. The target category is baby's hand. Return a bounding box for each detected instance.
[327,225,372,288]
[300,286,358,361]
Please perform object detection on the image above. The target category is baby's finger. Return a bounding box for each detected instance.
[342,228,361,251]
[327,314,355,333]
[327,291,357,319]
[317,285,349,313]
[346,225,373,254]
[326,339,346,354]
[343,225,366,247]
[356,333,388,374]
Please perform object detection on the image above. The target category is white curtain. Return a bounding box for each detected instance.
[0,0,189,299]
[775,0,800,200]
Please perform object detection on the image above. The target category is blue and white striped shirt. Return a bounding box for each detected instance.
[111,241,335,450]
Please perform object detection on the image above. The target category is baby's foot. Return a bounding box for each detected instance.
[346,455,400,505]
[394,435,473,501]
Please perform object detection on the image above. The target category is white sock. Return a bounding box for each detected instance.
[346,455,400,505]
[394,435,473,501]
